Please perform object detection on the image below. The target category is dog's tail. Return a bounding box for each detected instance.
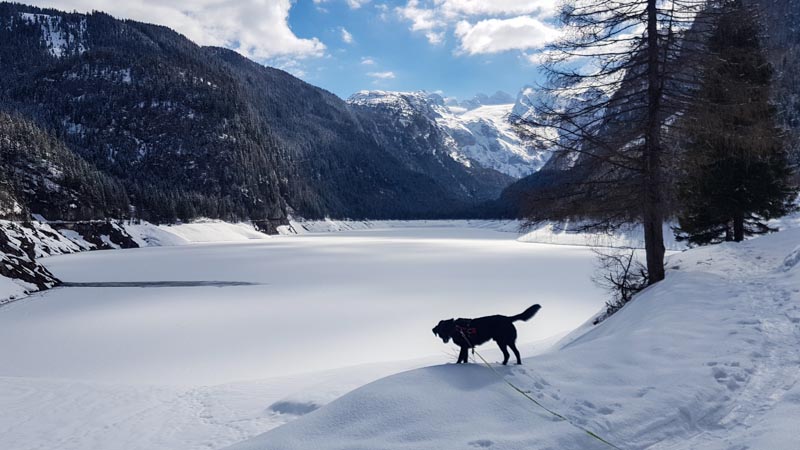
[510,304,541,322]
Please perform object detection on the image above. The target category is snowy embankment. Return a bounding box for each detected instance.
[0,219,272,303]
[282,218,688,251]
[126,219,270,246]
[230,229,800,450]
[0,220,77,304]
[517,222,683,250]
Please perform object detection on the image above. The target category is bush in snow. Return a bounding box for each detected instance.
[592,249,648,323]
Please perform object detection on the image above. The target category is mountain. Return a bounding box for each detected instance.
[452,90,516,111]
[0,2,518,224]
[348,90,549,180]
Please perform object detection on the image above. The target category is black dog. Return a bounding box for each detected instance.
[432,304,541,365]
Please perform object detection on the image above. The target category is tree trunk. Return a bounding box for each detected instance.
[725,222,734,241]
[733,212,745,241]
[643,0,665,284]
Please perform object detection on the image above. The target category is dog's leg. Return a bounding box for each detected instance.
[496,342,510,365]
[457,346,469,364]
[509,341,522,365]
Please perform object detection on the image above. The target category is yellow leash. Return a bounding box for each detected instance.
[458,330,625,450]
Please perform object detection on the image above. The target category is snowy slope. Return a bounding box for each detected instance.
[348,91,548,178]
[128,219,270,245]
[439,104,549,178]
[230,229,800,450]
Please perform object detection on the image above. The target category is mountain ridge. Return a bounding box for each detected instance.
[348,90,548,179]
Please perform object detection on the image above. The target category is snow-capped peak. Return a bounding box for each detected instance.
[348,90,448,121]
[348,90,550,178]
[512,85,539,121]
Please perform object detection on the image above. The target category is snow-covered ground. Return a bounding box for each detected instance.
[232,228,800,450]
[3,221,799,450]
[0,225,605,450]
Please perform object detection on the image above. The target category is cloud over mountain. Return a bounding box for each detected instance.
[25,0,325,59]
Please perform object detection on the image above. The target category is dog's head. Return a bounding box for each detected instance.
[432,319,455,344]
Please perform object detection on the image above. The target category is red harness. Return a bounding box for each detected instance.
[455,325,477,336]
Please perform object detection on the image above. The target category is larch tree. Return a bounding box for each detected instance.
[516,0,715,284]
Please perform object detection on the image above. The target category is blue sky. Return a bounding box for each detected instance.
[285,1,551,100]
[28,0,561,101]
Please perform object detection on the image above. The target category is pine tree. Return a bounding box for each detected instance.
[675,0,796,245]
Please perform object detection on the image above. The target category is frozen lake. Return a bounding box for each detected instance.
[0,225,607,450]
[1,226,605,385]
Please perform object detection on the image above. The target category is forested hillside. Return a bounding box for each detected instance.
[499,0,800,219]
[0,112,129,220]
[0,2,513,224]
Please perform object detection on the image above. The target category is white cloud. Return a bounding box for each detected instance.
[314,0,370,9]
[361,57,376,65]
[524,50,552,65]
[274,58,308,78]
[438,0,557,19]
[396,0,445,32]
[367,71,396,79]
[425,31,445,44]
[375,3,391,21]
[340,27,354,44]
[346,0,371,8]
[26,0,325,60]
[396,0,560,56]
[455,16,558,54]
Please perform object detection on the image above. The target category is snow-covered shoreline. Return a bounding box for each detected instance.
[0,219,277,304]
[0,217,690,305]
[7,211,800,304]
